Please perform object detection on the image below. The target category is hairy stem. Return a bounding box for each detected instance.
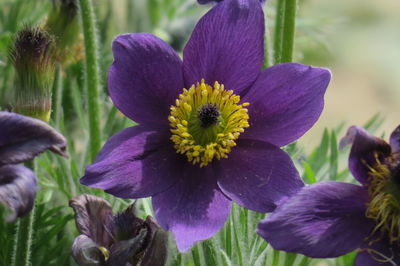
[281,0,298,62]
[79,0,102,161]
[12,160,36,266]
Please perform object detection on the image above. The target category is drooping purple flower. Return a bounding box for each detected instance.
[0,111,67,221]
[257,125,400,265]
[81,0,331,251]
[70,194,167,266]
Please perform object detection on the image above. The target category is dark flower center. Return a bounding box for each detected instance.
[168,80,250,167]
[197,103,220,128]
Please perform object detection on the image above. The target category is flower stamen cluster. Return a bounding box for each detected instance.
[366,154,400,243]
[169,79,249,167]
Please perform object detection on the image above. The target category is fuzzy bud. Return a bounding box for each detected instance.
[46,0,80,63]
[10,26,55,122]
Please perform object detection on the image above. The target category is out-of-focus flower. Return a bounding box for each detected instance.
[46,0,81,64]
[198,0,266,4]
[70,194,167,266]
[10,26,55,122]
[0,111,67,221]
[81,0,330,251]
[257,125,400,265]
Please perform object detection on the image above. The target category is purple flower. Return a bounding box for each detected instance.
[198,0,266,4]
[70,194,167,266]
[257,125,400,265]
[0,111,67,221]
[81,0,330,251]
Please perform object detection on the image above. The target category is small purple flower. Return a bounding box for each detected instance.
[257,125,400,265]
[70,194,167,266]
[81,0,330,251]
[0,111,67,221]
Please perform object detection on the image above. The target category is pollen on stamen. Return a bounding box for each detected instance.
[366,154,400,243]
[169,79,250,167]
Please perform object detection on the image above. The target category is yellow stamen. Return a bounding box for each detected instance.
[169,79,250,167]
[366,153,400,243]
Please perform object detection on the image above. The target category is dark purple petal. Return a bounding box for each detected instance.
[152,165,231,252]
[198,0,266,3]
[72,234,105,266]
[80,126,184,198]
[112,204,145,241]
[356,238,400,266]
[69,194,113,247]
[183,0,264,95]
[140,217,168,266]
[107,229,147,266]
[339,126,391,185]
[216,139,304,212]
[257,182,374,258]
[108,33,184,128]
[0,164,37,222]
[241,63,331,147]
[0,111,67,165]
[389,125,400,153]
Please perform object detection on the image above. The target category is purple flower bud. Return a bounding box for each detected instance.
[46,0,80,64]
[70,194,168,266]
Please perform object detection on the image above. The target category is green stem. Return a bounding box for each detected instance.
[52,65,63,128]
[79,0,102,161]
[12,161,36,266]
[273,0,286,64]
[281,0,298,62]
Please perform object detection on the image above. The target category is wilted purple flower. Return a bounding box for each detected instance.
[70,194,167,266]
[258,125,400,265]
[81,0,330,251]
[0,111,67,221]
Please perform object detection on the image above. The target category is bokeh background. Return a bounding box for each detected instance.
[0,0,399,265]
[297,0,400,147]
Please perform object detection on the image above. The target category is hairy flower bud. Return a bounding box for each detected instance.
[46,0,80,64]
[10,26,55,122]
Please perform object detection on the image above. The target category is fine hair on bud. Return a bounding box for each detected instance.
[46,0,80,63]
[9,25,55,122]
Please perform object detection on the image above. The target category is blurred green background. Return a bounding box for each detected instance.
[297,0,400,147]
[0,0,399,265]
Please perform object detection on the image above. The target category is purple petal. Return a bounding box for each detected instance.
[241,63,331,147]
[109,33,184,128]
[198,0,266,3]
[339,126,391,185]
[216,139,304,212]
[0,111,67,165]
[356,238,400,266]
[107,229,147,266]
[69,194,114,247]
[81,126,184,198]
[183,0,264,95]
[72,235,106,265]
[389,125,400,153]
[152,165,231,252]
[0,164,37,222]
[141,217,168,266]
[257,182,374,258]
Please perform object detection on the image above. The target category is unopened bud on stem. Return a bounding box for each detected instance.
[10,26,55,122]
